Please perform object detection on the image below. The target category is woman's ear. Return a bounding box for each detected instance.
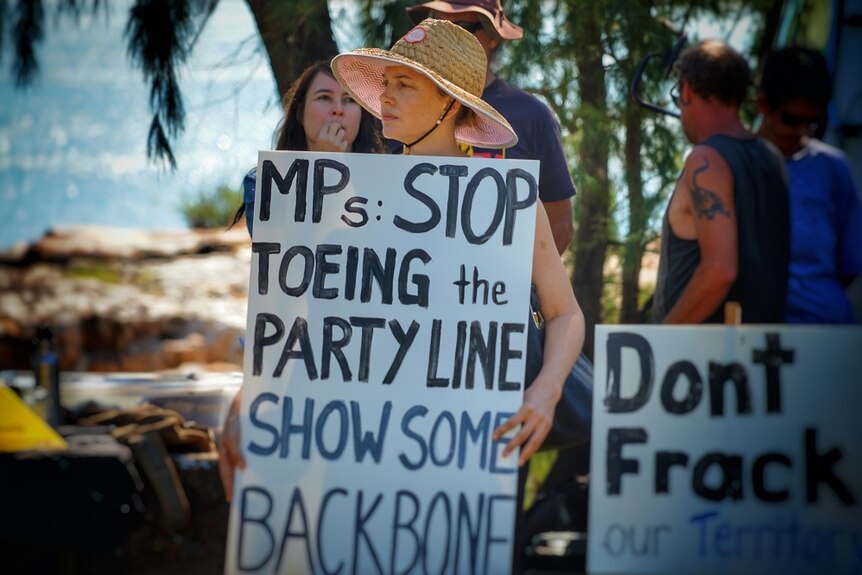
[680,80,691,107]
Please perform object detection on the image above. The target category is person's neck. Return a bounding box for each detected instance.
[693,109,750,144]
[756,124,804,156]
[403,122,463,156]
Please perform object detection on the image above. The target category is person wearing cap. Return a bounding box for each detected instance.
[756,47,862,323]
[405,0,576,255]
[332,16,583,467]
[653,40,790,324]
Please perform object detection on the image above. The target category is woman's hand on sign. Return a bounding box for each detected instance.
[218,391,245,502]
[493,204,585,467]
[315,121,351,152]
[493,378,561,467]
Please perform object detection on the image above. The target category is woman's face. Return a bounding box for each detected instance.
[379,65,450,143]
[301,72,362,151]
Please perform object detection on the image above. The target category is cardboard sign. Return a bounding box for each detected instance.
[588,325,862,575]
[224,151,540,575]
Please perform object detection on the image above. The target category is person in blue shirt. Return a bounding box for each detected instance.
[757,47,862,323]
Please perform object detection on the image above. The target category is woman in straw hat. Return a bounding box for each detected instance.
[332,18,585,467]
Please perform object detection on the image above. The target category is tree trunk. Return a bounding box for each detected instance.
[245,0,339,99]
[569,1,610,360]
[621,99,646,323]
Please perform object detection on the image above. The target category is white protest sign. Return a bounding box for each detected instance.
[588,325,862,575]
[224,151,539,575]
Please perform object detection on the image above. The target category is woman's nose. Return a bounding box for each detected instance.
[381,85,394,106]
[332,99,344,115]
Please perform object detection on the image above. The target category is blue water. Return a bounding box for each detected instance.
[0,0,283,250]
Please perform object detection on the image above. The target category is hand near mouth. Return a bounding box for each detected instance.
[315,121,350,152]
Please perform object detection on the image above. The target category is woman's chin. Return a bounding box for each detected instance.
[381,127,402,142]
[383,124,413,144]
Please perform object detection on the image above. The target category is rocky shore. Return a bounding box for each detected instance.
[0,227,252,372]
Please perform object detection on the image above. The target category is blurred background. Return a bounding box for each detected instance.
[0,0,281,251]
[1,1,858,573]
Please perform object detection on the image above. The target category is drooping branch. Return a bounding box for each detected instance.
[125,0,217,167]
[0,1,7,61]
[11,0,44,87]
[245,0,338,100]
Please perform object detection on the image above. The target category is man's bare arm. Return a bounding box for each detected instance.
[663,148,738,323]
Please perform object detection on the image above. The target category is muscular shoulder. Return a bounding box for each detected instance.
[683,146,733,193]
[684,145,731,176]
[677,146,735,222]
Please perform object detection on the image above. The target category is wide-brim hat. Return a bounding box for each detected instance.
[331,18,517,149]
[406,0,523,41]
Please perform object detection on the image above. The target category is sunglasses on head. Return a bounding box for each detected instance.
[778,110,821,128]
[452,20,485,34]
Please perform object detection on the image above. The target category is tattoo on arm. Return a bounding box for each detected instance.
[690,157,730,220]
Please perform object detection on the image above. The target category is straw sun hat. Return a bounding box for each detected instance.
[331,18,517,149]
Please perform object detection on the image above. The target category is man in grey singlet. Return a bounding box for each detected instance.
[653,40,790,324]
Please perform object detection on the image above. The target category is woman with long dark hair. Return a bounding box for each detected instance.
[233,61,384,233]
[219,62,384,498]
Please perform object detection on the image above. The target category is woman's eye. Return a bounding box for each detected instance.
[344,96,356,104]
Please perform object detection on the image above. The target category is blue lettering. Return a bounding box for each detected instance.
[483,494,516,574]
[248,392,279,456]
[318,488,348,575]
[422,492,452,575]
[489,412,517,474]
[351,400,392,463]
[352,491,385,575]
[453,493,484,575]
[237,486,275,571]
[430,411,457,467]
[275,488,314,572]
[391,490,421,575]
[281,396,314,459]
[458,411,491,470]
[399,406,429,470]
[315,400,349,460]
